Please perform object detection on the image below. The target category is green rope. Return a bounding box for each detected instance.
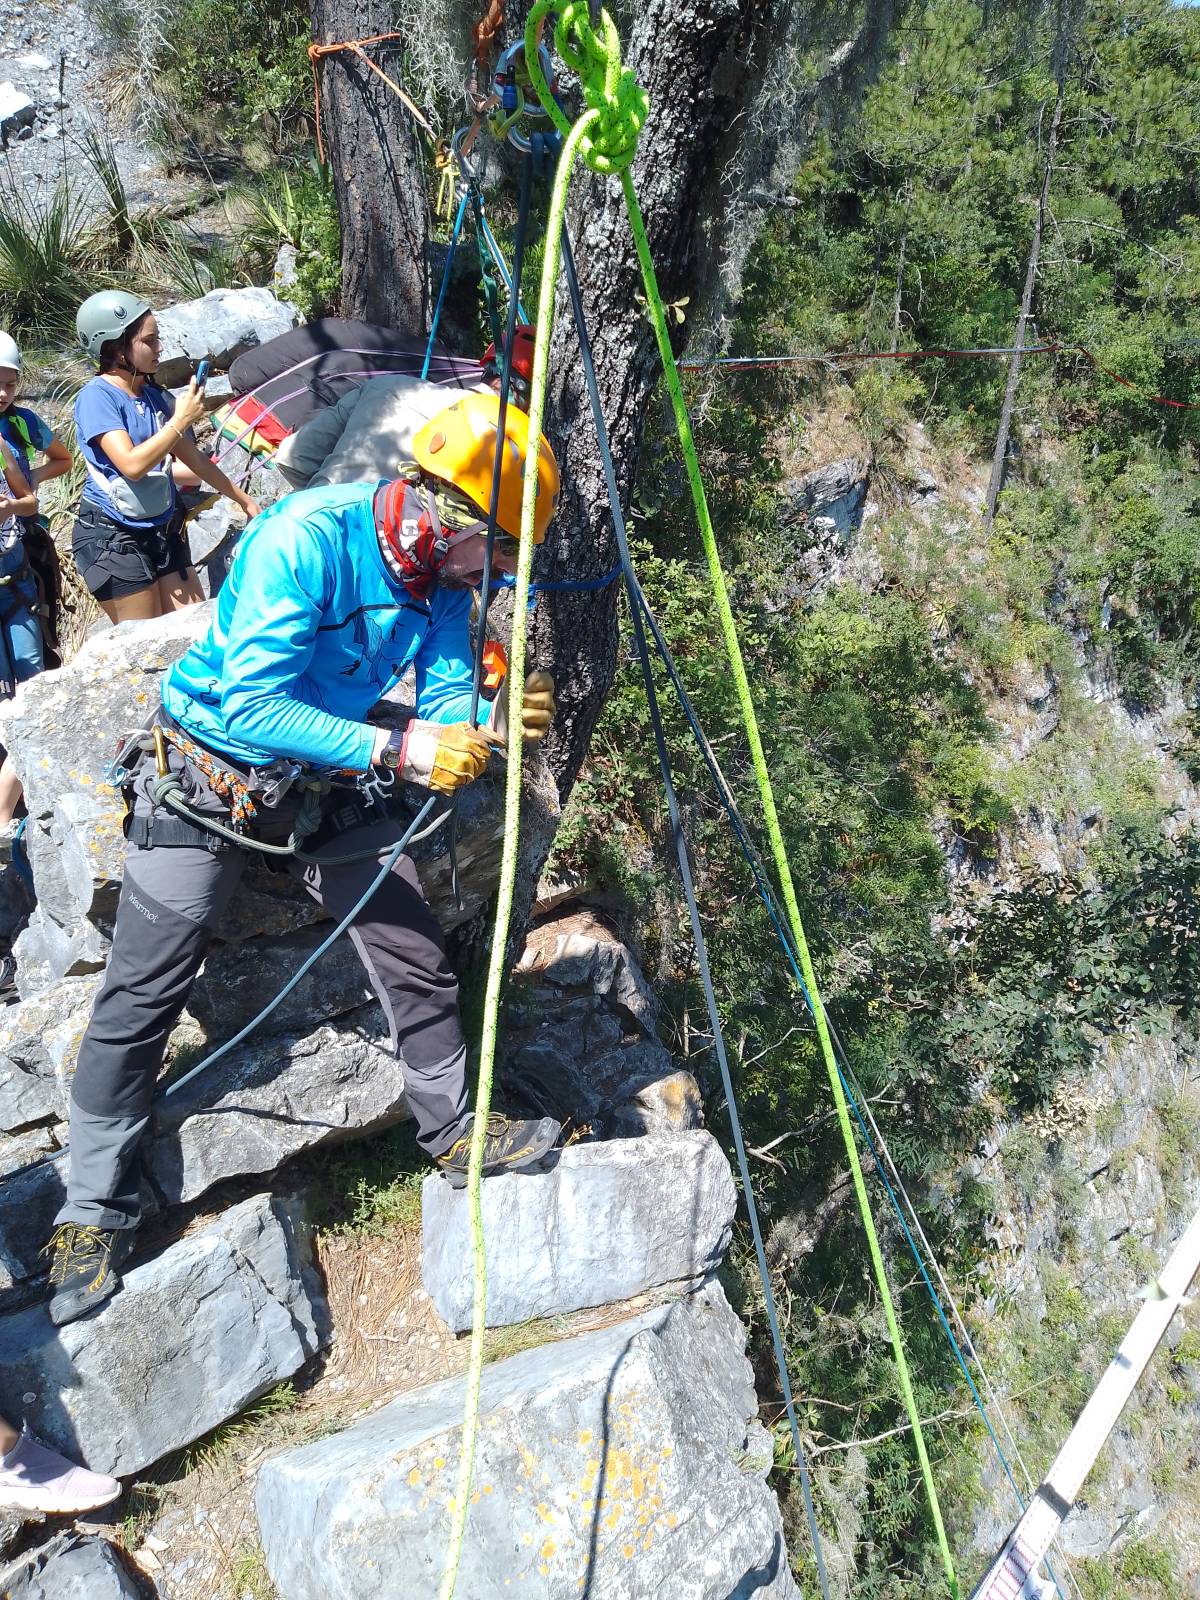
[437,70,594,1600]
[441,4,958,1594]
[526,6,961,1596]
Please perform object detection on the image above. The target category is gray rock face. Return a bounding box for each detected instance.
[421,1132,736,1332]
[145,1009,407,1206]
[0,1194,326,1477]
[0,1533,142,1598]
[0,1006,407,1286]
[779,457,870,540]
[155,288,299,387]
[505,911,702,1137]
[256,1278,797,1600]
[186,503,241,599]
[0,975,97,1132]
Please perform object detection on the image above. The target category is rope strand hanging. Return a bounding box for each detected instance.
[308,32,442,163]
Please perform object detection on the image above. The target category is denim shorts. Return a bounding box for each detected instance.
[72,502,191,601]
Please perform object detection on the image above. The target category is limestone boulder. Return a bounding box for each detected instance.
[504,911,701,1137]
[0,1533,141,1599]
[0,84,35,147]
[0,975,98,1131]
[145,1007,408,1205]
[255,1278,797,1599]
[155,288,300,387]
[0,608,206,823]
[0,1194,325,1478]
[0,1006,409,1287]
[778,457,869,540]
[421,1132,736,1332]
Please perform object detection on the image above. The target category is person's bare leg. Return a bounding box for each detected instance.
[98,587,163,626]
[0,1415,18,1455]
[158,568,204,612]
[0,758,22,827]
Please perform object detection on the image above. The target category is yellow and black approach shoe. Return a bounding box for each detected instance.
[437,1113,561,1189]
[42,1223,133,1326]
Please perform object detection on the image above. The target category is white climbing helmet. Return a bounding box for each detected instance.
[0,331,21,374]
[75,290,152,363]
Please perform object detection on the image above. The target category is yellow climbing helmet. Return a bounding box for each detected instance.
[412,391,560,543]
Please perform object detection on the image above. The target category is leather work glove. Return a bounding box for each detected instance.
[520,671,556,744]
[494,671,557,746]
[400,721,502,796]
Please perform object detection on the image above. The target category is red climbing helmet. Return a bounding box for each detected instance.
[481,323,536,390]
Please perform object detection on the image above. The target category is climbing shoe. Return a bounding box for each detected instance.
[437,1113,561,1189]
[42,1223,133,1327]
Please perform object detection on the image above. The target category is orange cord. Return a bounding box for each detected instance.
[308,33,441,162]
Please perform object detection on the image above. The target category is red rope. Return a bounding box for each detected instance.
[678,341,1200,411]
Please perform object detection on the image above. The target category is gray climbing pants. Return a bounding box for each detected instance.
[56,749,468,1231]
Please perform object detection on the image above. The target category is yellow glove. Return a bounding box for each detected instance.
[520,671,556,744]
[400,721,502,795]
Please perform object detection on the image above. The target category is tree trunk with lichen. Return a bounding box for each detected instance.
[309,0,431,329]
[530,0,793,804]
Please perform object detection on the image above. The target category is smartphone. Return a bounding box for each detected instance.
[195,358,210,387]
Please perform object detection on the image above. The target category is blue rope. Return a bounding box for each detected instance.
[491,561,621,594]
[478,208,531,324]
[559,223,834,1600]
[628,578,1068,1600]
[423,189,471,380]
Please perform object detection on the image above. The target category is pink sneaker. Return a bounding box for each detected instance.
[0,1435,121,1515]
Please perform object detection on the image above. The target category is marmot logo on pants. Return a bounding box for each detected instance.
[129,894,159,923]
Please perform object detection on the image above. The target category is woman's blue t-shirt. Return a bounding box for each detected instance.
[74,377,177,528]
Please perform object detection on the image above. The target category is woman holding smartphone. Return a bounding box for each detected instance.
[72,291,260,623]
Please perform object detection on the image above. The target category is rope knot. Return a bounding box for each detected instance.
[526,0,648,176]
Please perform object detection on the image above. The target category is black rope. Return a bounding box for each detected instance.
[558,222,834,1599]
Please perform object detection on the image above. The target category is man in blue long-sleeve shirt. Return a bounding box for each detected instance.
[43,393,564,1327]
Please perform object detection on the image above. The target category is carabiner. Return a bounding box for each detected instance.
[152,725,169,780]
[490,40,556,153]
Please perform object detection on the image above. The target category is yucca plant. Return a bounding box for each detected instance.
[0,180,92,336]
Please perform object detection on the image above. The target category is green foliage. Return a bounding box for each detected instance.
[298,1120,426,1238]
[1081,1535,1182,1598]
[232,162,342,318]
[0,182,90,337]
[94,0,313,166]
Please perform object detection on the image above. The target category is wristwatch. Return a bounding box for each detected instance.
[378,729,406,771]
